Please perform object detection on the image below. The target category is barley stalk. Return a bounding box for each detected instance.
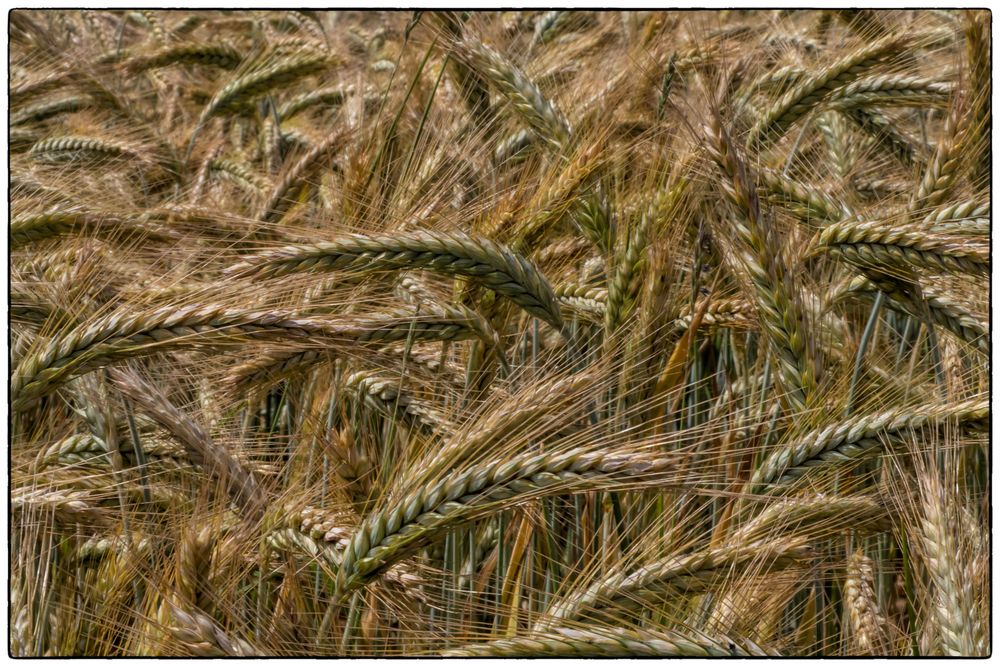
[110,367,267,521]
[837,275,989,355]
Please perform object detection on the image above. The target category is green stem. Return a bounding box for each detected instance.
[845,290,884,417]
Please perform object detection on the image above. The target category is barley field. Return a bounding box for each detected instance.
[9,9,991,657]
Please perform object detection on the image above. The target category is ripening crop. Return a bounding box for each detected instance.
[9,9,990,657]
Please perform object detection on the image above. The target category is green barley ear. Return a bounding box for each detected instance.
[751,398,988,492]
[813,216,988,277]
[537,537,812,629]
[814,111,855,180]
[333,448,680,603]
[749,32,909,148]
[428,12,492,122]
[31,135,144,164]
[206,158,269,198]
[916,473,989,656]
[10,303,386,412]
[910,99,965,213]
[187,44,332,159]
[961,10,990,187]
[843,107,925,167]
[11,94,89,126]
[451,35,572,152]
[572,190,614,256]
[345,370,456,437]
[11,207,178,248]
[604,212,650,338]
[124,42,243,74]
[277,86,349,121]
[156,598,258,656]
[758,164,851,224]
[258,131,344,223]
[704,113,820,413]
